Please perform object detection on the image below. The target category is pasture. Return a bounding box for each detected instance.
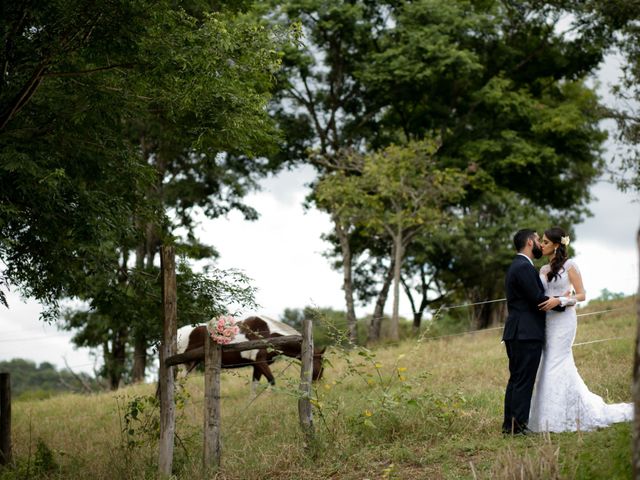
[1,296,636,479]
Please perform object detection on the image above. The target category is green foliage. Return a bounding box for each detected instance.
[330,347,466,442]
[359,0,608,212]
[316,140,466,239]
[115,380,199,476]
[0,0,291,304]
[271,0,611,340]
[568,423,632,479]
[281,306,353,347]
[0,0,158,309]
[269,0,384,159]
[417,189,556,329]
[316,139,468,337]
[0,438,61,479]
[33,438,59,476]
[62,261,256,387]
[0,0,295,386]
[593,288,626,302]
[0,359,99,398]
[282,304,466,346]
[118,394,160,450]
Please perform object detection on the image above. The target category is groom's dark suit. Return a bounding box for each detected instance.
[502,254,555,433]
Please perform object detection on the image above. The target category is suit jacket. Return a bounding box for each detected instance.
[502,255,549,341]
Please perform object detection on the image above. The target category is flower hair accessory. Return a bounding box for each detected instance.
[207,315,240,345]
[560,235,570,246]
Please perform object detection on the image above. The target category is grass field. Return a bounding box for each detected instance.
[1,296,636,479]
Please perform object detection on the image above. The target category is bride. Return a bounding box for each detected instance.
[529,226,633,432]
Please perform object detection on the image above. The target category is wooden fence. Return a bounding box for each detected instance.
[158,246,177,476]
[160,330,314,473]
[0,372,11,466]
[157,245,314,476]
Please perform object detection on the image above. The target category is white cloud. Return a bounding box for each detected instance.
[198,171,347,318]
[574,179,639,251]
[572,240,638,298]
[0,297,99,374]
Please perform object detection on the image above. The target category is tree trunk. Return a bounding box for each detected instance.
[472,301,493,330]
[368,260,394,343]
[334,217,358,344]
[131,335,147,383]
[412,311,423,330]
[108,327,128,390]
[402,264,442,333]
[390,233,404,342]
[470,286,505,330]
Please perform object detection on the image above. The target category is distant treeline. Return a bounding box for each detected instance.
[0,359,100,400]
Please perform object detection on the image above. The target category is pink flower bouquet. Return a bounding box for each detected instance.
[207,315,240,345]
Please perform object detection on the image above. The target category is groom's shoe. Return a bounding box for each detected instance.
[502,426,534,436]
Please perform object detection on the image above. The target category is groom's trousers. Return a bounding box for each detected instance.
[503,339,543,432]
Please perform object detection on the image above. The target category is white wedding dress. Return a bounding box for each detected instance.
[529,259,633,433]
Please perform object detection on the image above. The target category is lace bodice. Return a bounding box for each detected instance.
[529,257,633,432]
[539,258,579,298]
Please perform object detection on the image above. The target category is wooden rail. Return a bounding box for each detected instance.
[164,335,303,367]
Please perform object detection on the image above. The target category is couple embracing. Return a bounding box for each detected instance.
[502,227,633,435]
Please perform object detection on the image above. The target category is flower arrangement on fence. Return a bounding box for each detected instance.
[207,315,240,345]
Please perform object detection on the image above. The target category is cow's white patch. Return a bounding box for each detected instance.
[240,349,259,361]
[176,324,205,355]
[229,332,258,360]
[230,332,248,344]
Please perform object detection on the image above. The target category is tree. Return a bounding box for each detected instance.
[1,1,292,386]
[61,4,291,386]
[272,0,612,340]
[64,262,256,389]
[585,0,640,191]
[0,0,156,313]
[363,0,608,206]
[316,140,466,341]
[427,190,559,329]
[354,0,611,329]
[268,0,388,342]
[400,239,450,332]
[0,359,99,398]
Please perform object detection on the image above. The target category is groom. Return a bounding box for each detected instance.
[502,229,562,435]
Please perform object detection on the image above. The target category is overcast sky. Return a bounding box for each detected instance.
[0,55,638,376]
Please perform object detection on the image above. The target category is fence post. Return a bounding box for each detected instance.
[298,317,314,444]
[203,335,222,471]
[158,246,177,477]
[0,373,10,466]
[633,228,640,479]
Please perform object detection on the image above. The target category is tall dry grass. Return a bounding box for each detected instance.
[1,296,636,479]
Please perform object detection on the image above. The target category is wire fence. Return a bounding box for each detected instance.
[0,299,635,372]
[3,300,635,427]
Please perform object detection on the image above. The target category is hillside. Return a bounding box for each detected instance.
[0,359,98,400]
[1,296,636,479]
